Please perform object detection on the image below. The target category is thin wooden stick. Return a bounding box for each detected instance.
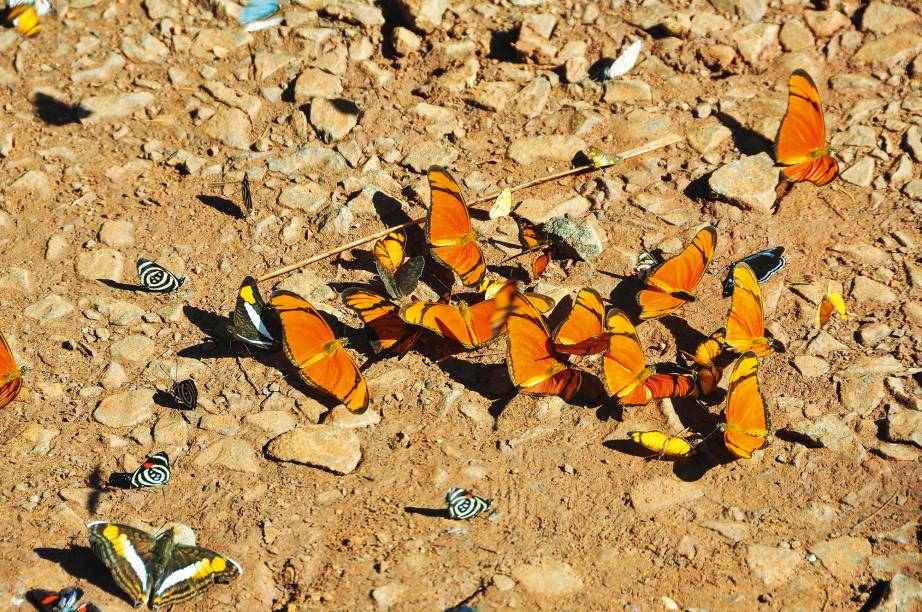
[851,490,898,531]
[257,133,683,283]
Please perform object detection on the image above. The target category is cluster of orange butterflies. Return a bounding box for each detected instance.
[0,69,848,464]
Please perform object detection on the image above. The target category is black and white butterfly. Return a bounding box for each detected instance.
[87,522,242,610]
[445,487,493,520]
[226,276,279,348]
[634,251,660,279]
[171,379,197,410]
[28,586,100,612]
[137,258,187,293]
[721,247,786,297]
[130,451,171,488]
[241,172,253,217]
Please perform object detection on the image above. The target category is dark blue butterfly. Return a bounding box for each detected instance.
[721,247,785,297]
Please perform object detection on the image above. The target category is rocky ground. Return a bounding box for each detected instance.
[0,0,920,609]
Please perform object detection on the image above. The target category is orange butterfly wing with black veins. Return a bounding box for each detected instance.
[515,217,553,278]
[722,352,770,458]
[427,167,486,287]
[553,288,610,356]
[341,288,420,356]
[0,330,23,410]
[775,70,839,186]
[506,292,581,401]
[725,263,775,357]
[637,226,717,320]
[271,291,368,413]
[373,230,405,275]
[601,309,650,400]
[399,296,502,350]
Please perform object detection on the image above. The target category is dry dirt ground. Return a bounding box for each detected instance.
[0,0,920,610]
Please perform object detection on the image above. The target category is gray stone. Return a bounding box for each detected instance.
[469,81,513,112]
[852,276,896,304]
[269,147,347,175]
[603,79,652,103]
[10,170,51,201]
[153,411,188,448]
[266,425,362,475]
[840,356,905,378]
[805,331,849,356]
[391,27,421,56]
[709,153,778,213]
[514,13,558,63]
[202,81,262,121]
[23,294,75,324]
[702,521,751,542]
[194,438,261,473]
[793,355,830,378]
[310,98,359,143]
[198,414,239,436]
[709,0,766,22]
[94,389,155,428]
[101,361,127,390]
[857,322,891,347]
[516,195,590,224]
[886,410,922,448]
[809,537,871,580]
[294,68,343,102]
[99,220,135,248]
[319,204,354,236]
[0,268,32,294]
[80,92,155,124]
[840,157,875,187]
[244,410,298,438]
[905,126,922,163]
[72,53,126,85]
[110,335,156,365]
[630,477,704,512]
[394,0,448,33]
[804,10,851,37]
[75,249,125,282]
[840,375,885,416]
[510,560,584,597]
[253,52,298,81]
[733,23,779,64]
[543,216,603,261]
[515,77,551,118]
[853,33,922,64]
[507,135,586,166]
[92,296,144,326]
[786,414,866,461]
[401,141,458,173]
[371,581,406,609]
[204,107,251,150]
[779,20,814,52]
[875,442,920,462]
[323,1,385,27]
[121,34,169,63]
[688,120,732,154]
[7,424,58,456]
[278,184,328,213]
[876,574,922,611]
[326,405,381,429]
[746,545,802,587]
[861,2,918,34]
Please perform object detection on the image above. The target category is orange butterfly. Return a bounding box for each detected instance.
[399,283,515,349]
[817,283,847,328]
[636,226,717,320]
[505,291,582,401]
[270,290,368,413]
[724,263,780,357]
[427,166,486,287]
[480,278,555,315]
[681,329,725,396]
[512,217,554,278]
[0,330,24,409]
[602,309,697,406]
[720,352,770,459]
[774,69,839,186]
[553,288,613,356]
[341,288,420,356]
[373,230,424,300]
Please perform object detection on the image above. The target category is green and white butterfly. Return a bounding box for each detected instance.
[87,522,242,610]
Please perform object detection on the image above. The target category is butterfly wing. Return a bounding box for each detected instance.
[605,39,642,78]
[725,263,774,357]
[342,288,420,355]
[722,353,770,458]
[240,0,278,24]
[426,167,486,287]
[637,226,717,320]
[643,373,697,401]
[0,330,22,410]
[601,309,649,399]
[553,288,609,356]
[227,276,278,349]
[817,288,847,328]
[130,452,171,489]
[87,522,157,608]
[775,70,839,186]
[506,292,581,401]
[373,230,405,275]
[271,291,368,412]
[393,255,424,298]
[150,542,242,609]
[722,247,785,297]
[628,431,693,458]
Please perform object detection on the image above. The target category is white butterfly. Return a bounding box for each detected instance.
[598,40,642,80]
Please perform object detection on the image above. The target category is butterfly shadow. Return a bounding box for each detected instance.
[34,546,126,602]
[715,112,773,157]
[403,506,450,518]
[197,194,244,219]
[32,92,92,126]
[97,279,147,292]
[372,190,412,227]
[605,276,645,319]
[657,315,710,357]
[488,27,518,62]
